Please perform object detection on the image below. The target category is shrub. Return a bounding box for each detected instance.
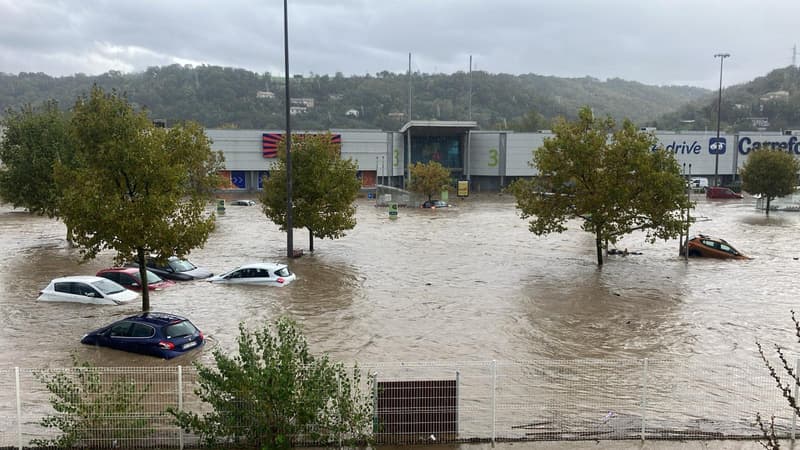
[32,357,152,448]
[170,317,373,449]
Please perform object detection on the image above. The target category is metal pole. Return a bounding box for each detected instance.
[491,360,497,447]
[455,370,461,437]
[178,365,184,450]
[15,367,22,450]
[468,55,472,121]
[713,53,730,187]
[640,358,648,441]
[686,164,691,260]
[793,357,799,442]
[284,0,293,258]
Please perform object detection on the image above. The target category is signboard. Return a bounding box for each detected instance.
[388,203,398,220]
[231,171,246,189]
[709,137,727,155]
[457,180,469,197]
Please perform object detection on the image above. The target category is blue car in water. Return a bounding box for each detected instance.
[81,312,205,359]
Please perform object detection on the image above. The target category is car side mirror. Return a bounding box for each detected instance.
[85,291,96,297]
[130,282,139,287]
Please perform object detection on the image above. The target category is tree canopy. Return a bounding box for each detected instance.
[741,148,800,214]
[0,100,71,217]
[407,161,452,202]
[55,86,224,311]
[259,133,360,252]
[509,107,691,265]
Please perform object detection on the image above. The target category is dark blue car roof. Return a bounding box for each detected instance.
[122,312,189,326]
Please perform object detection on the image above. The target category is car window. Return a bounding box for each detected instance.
[133,270,163,284]
[254,269,270,278]
[226,269,242,279]
[169,259,197,272]
[164,321,198,338]
[130,323,155,338]
[275,267,291,277]
[54,282,71,293]
[74,282,100,297]
[92,278,126,295]
[110,322,134,337]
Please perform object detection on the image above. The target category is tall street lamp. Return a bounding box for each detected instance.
[283,0,293,258]
[713,52,730,187]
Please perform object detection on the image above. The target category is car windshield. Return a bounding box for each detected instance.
[164,321,198,338]
[169,258,197,272]
[275,266,291,277]
[92,278,126,295]
[133,270,164,284]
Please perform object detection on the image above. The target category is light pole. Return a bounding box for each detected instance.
[713,52,730,187]
[283,0,294,258]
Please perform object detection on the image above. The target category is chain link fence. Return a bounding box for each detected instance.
[0,359,795,448]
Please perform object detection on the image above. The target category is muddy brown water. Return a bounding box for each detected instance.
[0,193,798,372]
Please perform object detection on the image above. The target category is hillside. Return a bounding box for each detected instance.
[650,66,800,132]
[0,65,709,131]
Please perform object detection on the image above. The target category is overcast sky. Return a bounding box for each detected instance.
[2,0,798,90]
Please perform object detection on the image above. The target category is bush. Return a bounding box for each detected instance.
[170,317,373,449]
[32,357,152,448]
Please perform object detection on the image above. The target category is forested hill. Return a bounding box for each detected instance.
[650,66,800,132]
[0,65,709,131]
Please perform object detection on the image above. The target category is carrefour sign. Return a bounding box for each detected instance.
[737,136,800,155]
[651,137,726,155]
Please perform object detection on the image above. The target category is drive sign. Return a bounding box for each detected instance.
[709,137,726,155]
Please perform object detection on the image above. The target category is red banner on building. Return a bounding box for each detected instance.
[262,133,342,158]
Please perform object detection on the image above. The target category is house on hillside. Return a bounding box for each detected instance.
[345,109,360,118]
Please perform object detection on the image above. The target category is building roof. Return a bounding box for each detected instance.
[398,120,479,135]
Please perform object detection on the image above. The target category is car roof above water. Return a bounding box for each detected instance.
[122,312,189,326]
[49,275,112,284]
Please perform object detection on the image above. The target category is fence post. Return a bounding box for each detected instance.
[455,370,460,438]
[793,358,799,443]
[178,366,184,450]
[338,374,343,449]
[15,367,22,450]
[640,358,648,442]
[491,360,497,447]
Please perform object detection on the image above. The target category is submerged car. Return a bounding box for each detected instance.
[681,234,749,260]
[421,200,449,208]
[96,267,176,291]
[37,276,139,305]
[127,256,213,281]
[230,199,257,206]
[207,262,296,287]
[81,312,205,359]
[706,186,743,199]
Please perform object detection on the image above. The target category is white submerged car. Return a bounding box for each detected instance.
[37,276,139,305]
[207,263,296,287]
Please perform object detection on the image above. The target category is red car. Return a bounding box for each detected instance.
[96,267,176,291]
[706,186,743,199]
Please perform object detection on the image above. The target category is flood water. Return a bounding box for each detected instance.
[0,193,798,372]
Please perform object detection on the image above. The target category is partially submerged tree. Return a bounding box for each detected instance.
[55,87,224,311]
[741,148,799,215]
[407,160,451,202]
[170,317,373,449]
[509,107,690,265]
[0,100,71,217]
[260,133,360,252]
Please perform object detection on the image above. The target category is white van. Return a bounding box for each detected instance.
[690,177,709,190]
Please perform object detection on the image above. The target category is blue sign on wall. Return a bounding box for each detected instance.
[709,137,726,155]
[257,171,269,189]
[231,171,246,189]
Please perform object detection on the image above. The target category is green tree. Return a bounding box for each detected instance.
[55,87,223,311]
[0,100,71,217]
[509,107,690,266]
[407,160,451,202]
[259,133,360,252]
[169,317,373,449]
[740,149,799,215]
[511,109,549,132]
[32,356,152,448]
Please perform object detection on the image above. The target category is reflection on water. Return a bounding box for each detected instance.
[1,194,798,378]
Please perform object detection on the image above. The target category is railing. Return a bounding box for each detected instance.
[0,359,795,448]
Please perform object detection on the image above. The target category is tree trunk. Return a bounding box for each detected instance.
[137,248,150,312]
[766,197,771,216]
[308,228,314,253]
[595,232,604,266]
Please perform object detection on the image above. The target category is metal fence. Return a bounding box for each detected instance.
[0,359,796,448]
